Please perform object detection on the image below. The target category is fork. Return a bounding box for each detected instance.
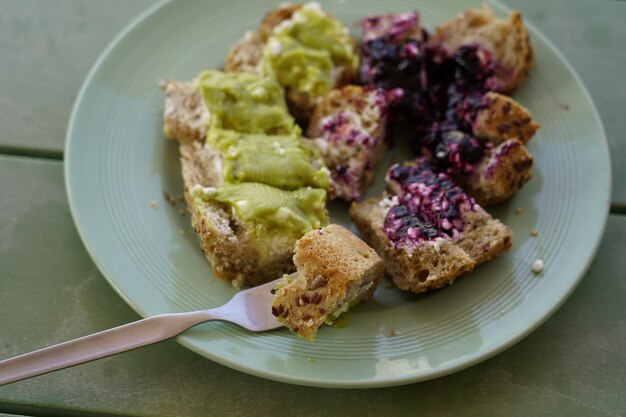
[0,278,282,386]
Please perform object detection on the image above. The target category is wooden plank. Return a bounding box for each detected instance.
[0,155,624,416]
[0,0,154,157]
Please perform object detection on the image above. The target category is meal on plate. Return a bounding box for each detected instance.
[160,2,540,338]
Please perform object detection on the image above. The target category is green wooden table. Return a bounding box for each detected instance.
[1,1,625,416]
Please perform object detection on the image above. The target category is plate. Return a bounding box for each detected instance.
[65,0,611,388]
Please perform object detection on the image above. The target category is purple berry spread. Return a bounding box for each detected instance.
[360,12,502,177]
[321,111,373,147]
[316,88,396,201]
[383,160,479,247]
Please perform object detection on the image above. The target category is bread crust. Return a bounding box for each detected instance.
[224,31,264,73]
[350,191,512,294]
[161,80,209,144]
[258,3,302,42]
[474,92,539,145]
[459,138,534,205]
[272,224,384,340]
[224,4,356,124]
[180,142,296,287]
[431,6,533,92]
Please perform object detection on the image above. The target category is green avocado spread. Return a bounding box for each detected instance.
[262,3,358,99]
[196,183,328,237]
[196,70,300,136]
[207,130,330,190]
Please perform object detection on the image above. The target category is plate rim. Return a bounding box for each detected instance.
[64,0,611,388]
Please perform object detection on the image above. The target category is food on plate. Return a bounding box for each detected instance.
[162,70,300,144]
[161,3,537,311]
[350,160,512,293]
[180,140,329,288]
[226,2,359,122]
[359,9,539,205]
[161,80,209,144]
[272,224,384,340]
[431,6,533,93]
[206,129,330,190]
[473,92,539,146]
[164,70,331,288]
[306,85,397,201]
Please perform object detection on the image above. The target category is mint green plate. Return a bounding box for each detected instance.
[65,0,610,388]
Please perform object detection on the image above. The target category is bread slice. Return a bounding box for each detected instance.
[258,3,302,42]
[272,224,384,340]
[424,91,538,205]
[350,197,475,293]
[350,162,512,293]
[180,141,297,288]
[458,138,534,206]
[225,3,357,123]
[161,70,299,144]
[161,80,209,144]
[224,31,264,74]
[431,6,533,92]
[306,85,393,201]
[225,4,302,74]
[473,92,539,145]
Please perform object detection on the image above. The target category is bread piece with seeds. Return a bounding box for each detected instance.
[224,31,264,74]
[272,224,384,340]
[431,6,533,92]
[180,142,301,288]
[458,138,534,206]
[307,85,394,201]
[161,80,209,144]
[350,197,475,293]
[225,4,302,74]
[225,2,358,123]
[350,162,512,293]
[473,92,539,145]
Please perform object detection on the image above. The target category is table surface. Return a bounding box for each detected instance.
[0,0,625,416]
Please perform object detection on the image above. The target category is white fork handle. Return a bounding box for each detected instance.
[0,310,216,386]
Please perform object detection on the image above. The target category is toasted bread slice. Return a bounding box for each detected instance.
[180,142,297,288]
[431,6,533,92]
[161,70,299,143]
[459,138,534,206]
[350,197,475,293]
[225,4,302,74]
[307,85,393,201]
[225,3,357,123]
[258,3,302,42]
[224,31,264,73]
[350,162,512,293]
[272,224,384,340]
[161,80,209,144]
[473,92,539,145]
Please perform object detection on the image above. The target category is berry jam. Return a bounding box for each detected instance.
[383,160,478,247]
[360,12,503,177]
[316,88,396,200]
[421,121,489,175]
